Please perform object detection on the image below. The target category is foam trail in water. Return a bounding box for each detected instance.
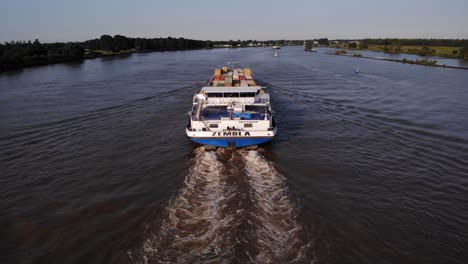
[142,148,237,263]
[242,150,312,263]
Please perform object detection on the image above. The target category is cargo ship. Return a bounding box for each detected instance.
[186,67,277,148]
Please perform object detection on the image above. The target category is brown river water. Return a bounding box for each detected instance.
[1,47,468,263]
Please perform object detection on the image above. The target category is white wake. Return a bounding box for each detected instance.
[242,150,312,263]
[142,148,237,263]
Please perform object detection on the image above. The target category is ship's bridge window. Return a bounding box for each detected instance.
[207,93,223,97]
[224,92,240,97]
[245,105,266,112]
[240,92,256,97]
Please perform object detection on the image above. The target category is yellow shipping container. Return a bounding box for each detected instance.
[214,69,221,76]
[244,68,251,75]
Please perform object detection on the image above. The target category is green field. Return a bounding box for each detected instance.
[367,45,461,58]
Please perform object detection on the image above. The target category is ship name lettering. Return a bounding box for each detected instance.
[211,131,251,136]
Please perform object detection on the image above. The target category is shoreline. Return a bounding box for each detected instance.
[0,47,215,74]
[331,53,468,70]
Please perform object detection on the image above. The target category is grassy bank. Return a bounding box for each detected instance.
[367,45,461,58]
[331,51,468,70]
[330,43,463,59]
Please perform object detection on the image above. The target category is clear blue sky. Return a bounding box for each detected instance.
[1,0,467,42]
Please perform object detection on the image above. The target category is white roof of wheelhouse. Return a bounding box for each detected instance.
[201,87,262,93]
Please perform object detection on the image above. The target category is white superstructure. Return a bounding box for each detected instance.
[186,67,277,148]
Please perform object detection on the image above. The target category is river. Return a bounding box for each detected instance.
[1,46,468,263]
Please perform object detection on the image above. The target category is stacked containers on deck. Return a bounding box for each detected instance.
[225,74,232,87]
[245,69,255,86]
[226,70,233,87]
[213,68,221,86]
[238,68,247,86]
[233,69,239,80]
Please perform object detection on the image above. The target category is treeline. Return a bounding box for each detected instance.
[0,35,212,72]
[359,38,468,59]
[210,39,304,47]
[360,38,467,47]
[0,40,84,72]
[82,35,212,51]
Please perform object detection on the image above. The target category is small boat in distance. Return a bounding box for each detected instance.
[186,67,277,149]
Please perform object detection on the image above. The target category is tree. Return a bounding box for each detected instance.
[390,38,401,53]
[62,43,84,58]
[460,41,468,60]
[114,35,130,50]
[318,38,329,46]
[176,37,185,49]
[419,46,434,61]
[304,40,313,51]
[348,42,357,48]
[99,35,114,51]
[359,41,368,49]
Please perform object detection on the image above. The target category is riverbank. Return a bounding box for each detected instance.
[332,44,464,60]
[366,45,461,59]
[333,51,468,70]
[0,47,211,73]
[0,36,214,73]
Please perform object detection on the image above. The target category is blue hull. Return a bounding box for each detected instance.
[191,137,272,148]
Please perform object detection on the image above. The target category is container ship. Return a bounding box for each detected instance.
[186,67,277,148]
